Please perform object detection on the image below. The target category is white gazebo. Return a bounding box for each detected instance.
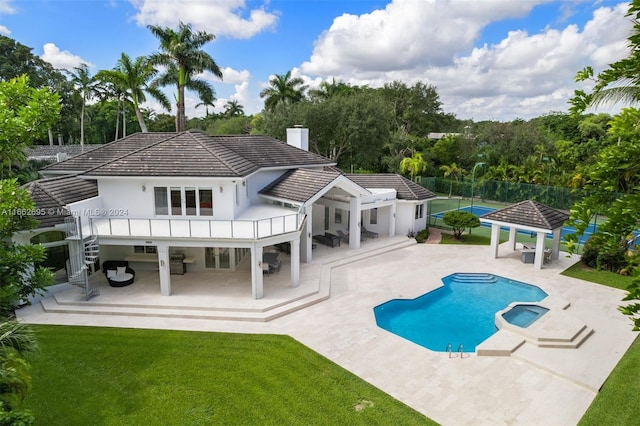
[480,200,569,270]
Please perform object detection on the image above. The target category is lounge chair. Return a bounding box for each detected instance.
[361,226,379,238]
[336,229,349,243]
[102,260,135,287]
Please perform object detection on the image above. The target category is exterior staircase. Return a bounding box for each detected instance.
[65,216,100,300]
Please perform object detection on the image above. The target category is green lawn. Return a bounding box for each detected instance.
[25,325,434,426]
[561,261,633,291]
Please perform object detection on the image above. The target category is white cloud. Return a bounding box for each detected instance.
[40,43,92,71]
[0,0,16,14]
[130,0,278,39]
[297,0,632,121]
[0,25,10,35]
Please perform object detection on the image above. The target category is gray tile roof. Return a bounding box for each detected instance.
[23,176,98,228]
[346,174,436,201]
[480,200,569,230]
[258,168,343,203]
[26,144,101,160]
[43,132,334,178]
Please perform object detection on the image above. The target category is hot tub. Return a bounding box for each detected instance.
[501,304,549,328]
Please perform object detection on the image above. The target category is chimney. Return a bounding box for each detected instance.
[286,126,309,151]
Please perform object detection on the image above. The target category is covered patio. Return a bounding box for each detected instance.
[480,200,570,269]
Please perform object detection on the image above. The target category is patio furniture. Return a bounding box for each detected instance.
[520,249,536,264]
[362,226,379,238]
[313,233,341,247]
[543,248,552,265]
[102,260,135,287]
[262,252,282,275]
[336,229,349,243]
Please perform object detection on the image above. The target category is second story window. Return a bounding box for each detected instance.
[154,187,168,215]
[154,186,213,217]
[199,189,213,216]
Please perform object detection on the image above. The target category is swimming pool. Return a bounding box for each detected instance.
[431,206,596,244]
[373,273,548,352]
[502,304,549,328]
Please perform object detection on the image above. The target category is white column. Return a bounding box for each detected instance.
[490,224,500,258]
[251,245,264,299]
[301,207,312,263]
[349,197,361,249]
[389,204,397,236]
[509,227,517,251]
[157,245,171,296]
[551,228,562,260]
[290,237,300,287]
[534,232,546,270]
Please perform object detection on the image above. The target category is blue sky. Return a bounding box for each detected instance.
[0,0,633,121]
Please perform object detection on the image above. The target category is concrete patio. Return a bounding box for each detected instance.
[16,236,638,426]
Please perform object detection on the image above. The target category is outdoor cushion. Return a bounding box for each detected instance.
[107,269,116,279]
[116,266,126,275]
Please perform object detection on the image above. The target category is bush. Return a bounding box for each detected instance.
[442,211,480,239]
[581,234,630,273]
[415,229,429,243]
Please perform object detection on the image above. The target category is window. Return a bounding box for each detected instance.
[324,206,330,230]
[185,188,196,216]
[154,187,168,215]
[170,187,182,215]
[235,183,239,206]
[415,204,424,219]
[199,189,213,216]
[370,208,378,225]
[335,208,342,224]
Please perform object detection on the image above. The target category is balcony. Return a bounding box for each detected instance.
[76,213,304,240]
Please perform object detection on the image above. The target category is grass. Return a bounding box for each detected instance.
[440,232,492,245]
[561,261,633,291]
[25,325,434,426]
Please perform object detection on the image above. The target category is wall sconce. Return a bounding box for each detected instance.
[242,181,246,186]
[142,185,146,192]
[160,260,165,266]
[219,186,223,193]
[308,232,311,238]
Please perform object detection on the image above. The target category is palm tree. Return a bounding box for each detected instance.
[440,163,465,198]
[147,22,223,132]
[223,99,244,117]
[195,91,217,117]
[260,70,307,112]
[400,152,426,181]
[67,63,100,151]
[0,321,38,413]
[96,53,170,133]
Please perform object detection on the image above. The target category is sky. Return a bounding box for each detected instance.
[0,0,634,122]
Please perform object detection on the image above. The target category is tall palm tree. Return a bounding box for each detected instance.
[440,163,465,198]
[67,63,100,151]
[400,152,426,181]
[195,91,217,117]
[96,53,170,133]
[147,22,223,132]
[260,70,307,112]
[223,99,244,117]
[0,321,38,412]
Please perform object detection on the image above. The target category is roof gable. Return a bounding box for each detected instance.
[258,169,344,203]
[346,174,436,201]
[480,200,569,230]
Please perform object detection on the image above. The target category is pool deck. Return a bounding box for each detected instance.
[16,237,637,426]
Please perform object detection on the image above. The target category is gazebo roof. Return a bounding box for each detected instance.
[480,200,569,231]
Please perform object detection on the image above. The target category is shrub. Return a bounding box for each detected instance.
[442,211,480,239]
[415,229,429,243]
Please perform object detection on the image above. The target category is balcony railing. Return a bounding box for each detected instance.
[79,213,304,240]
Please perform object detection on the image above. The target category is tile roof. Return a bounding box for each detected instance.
[26,144,101,160]
[22,176,98,228]
[480,200,569,230]
[258,168,343,203]
[346,174,436,201]
[43,132,334,178]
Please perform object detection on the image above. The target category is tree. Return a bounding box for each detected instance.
[440,163,465,198]
[260,71,307,112]
[442,211,480,239]
[223,99,244,118]
[148,21,223,132]
[0,320,38,424]
[0,179,54,317]
[96,53,170,133]
[0,76,61,178]
[400,152,426,181]
[66,63,100,150]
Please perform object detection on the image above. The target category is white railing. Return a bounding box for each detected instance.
[84,213,304,240]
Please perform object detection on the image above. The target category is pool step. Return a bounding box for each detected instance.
[450,273,498,284]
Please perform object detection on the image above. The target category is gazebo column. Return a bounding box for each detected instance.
[508,227,517,251]
[251,245,264,299]
[290,237,300,287]
[534,232,546,269]
[490,224,500,258]
[301,207,312,263]
[551,228,562,260]
[349,197,361,249]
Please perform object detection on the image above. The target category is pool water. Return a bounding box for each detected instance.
[502,304,549,328]
[373,273,547,352]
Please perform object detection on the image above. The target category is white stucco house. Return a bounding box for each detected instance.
[22,128,435,300]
